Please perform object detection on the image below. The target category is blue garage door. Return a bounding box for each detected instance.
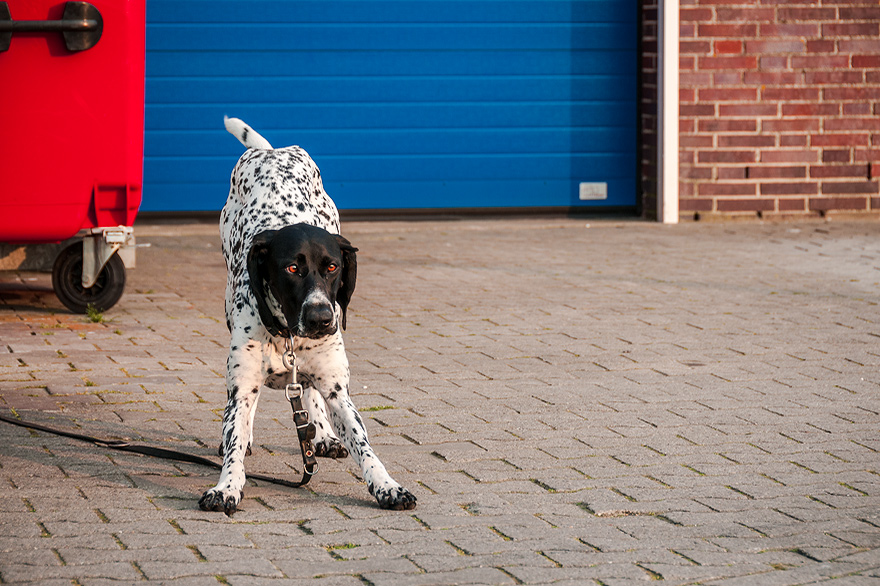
[144,1,637,212]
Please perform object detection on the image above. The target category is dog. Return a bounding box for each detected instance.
[198,117,417,514]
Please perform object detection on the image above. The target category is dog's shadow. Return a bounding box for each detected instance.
[0,409,377,513]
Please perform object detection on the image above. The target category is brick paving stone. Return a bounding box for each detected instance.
[1,218,880,584]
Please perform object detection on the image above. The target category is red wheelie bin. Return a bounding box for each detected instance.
[0,1,145,312]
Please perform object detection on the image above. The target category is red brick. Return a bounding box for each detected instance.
[745,40,807,54]
[824,87,880,101]
[681,88,696,103]
[719,103,779,117]
[790,56,849,69]
[872,163,880,179]
[681,55,695,70]
[698,150,759,163]
[762,119,821,132]
[806,40,836,53]
[698,119,758,132]
[780,135,809,147]
[761,150,819,163]
[715,40,743,54]
[698,88,759,101]
[825,118,880,132]
[681,40,713,54]
[762,87,821,101]
[717,167,748,179]
[854,149,880,162]
[760,182,819,196]
[781,103,840,117]
[715,7,774,22]
[682,165,714,179]
[778,198,807,211]
[810,164,869,178]
[810,196,869,210]
[839,40,880,54]
[747,166,806,179]
[811,134,871,147]
[699,24,758,38]
[713,72,743,85]
[680,7,714,21]
[681,120,696,134]
[823,23,880,37]
[804,71,863,84]
[679,182,695,198]
[680,72,713,86]
[823,149,852,163]
[820,182,879,195]
[681,23,695,38]
[719,135,776,147]
[760,24,820,37]
[760,56,790,69]
[698,56,759,70]
[867,72,880,83]
[717,198,776,212]
[853,55,880,68]
[778,8,837,20]
[872,196,880,209]
[744,71,802,85]
[839,7,880,20]
[843,103,871,116]
[681,104,716,117]
[679,198,714,212]
[698,182,757,196]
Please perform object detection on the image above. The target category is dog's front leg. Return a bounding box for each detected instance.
[199,336,264,515]
[303,339,417,510]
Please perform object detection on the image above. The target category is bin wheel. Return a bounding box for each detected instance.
[52,243,126,314]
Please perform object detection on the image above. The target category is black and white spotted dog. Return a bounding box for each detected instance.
[198,117,417,514]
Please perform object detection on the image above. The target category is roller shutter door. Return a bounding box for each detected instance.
[143,1,637,212]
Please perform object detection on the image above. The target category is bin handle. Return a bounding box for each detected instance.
[0,2,102,52]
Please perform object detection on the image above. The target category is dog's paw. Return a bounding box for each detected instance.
[314,437,349,459]
[198,488,243,516]
[371,483,417,511]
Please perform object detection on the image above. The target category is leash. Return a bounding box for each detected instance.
[0,337,319,490]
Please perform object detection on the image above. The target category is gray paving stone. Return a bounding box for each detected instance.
[2,218,880,584]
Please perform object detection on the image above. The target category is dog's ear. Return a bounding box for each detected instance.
[334,234,358,330]
[246,230,286,336]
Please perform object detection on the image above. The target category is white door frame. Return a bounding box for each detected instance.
[657,0,679,223]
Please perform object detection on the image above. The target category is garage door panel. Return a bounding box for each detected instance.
[148,177,635,212]
[147,102,633,132]
[147,128,633,158]
[147,152,632,183]
[148,75,635,105]
[149,1,630,25]
[144,1,636,212]
[148,49,632,78]
[149,23,631,52]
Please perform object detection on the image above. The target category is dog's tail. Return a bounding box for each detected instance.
[224,116,273,150]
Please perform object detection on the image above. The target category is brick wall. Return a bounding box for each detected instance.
[679,0,880,219]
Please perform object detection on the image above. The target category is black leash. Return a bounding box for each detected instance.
[0,345,319,491]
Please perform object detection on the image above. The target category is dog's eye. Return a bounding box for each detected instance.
[285,265,298,274]
[327,263,338,274]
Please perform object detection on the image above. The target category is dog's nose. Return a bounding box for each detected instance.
[303,304,334,334]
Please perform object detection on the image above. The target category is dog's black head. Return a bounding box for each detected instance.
[246,224,358,339]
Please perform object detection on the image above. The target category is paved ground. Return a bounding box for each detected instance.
[1,217,880,585]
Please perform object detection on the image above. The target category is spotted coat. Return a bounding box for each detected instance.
[199,118,416,515]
